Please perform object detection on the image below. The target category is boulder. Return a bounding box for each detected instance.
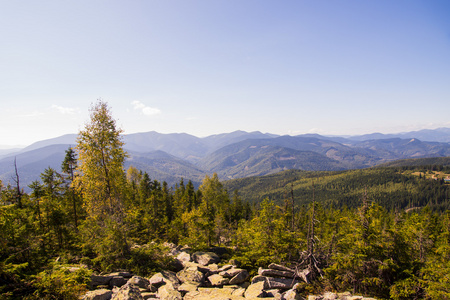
[192,251,220,266]
[82,288,113,300]
[217,264,234,272]
[91,274,113,287]
[244,281,266,298]
[220,267,246,278]
[177,282,200,294]
[149,270,180,289]
[176,251,191,263]
[251,275,299,290]
[176,266,205,285]
[158,283,183,300]
[258,267,294,278]
[111,283,143,300]
[128,276,151,289]
[229,270,250,285]
[141,292,158,299]
[283,287,305,300]
[109,271,133,278]
[185,287,243,300]
[207,274,229,286]
[268,263,295,273]
[322,292,338,300]
[110,276,128,288]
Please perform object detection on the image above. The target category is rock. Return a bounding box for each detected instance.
[266,289,283,299]
[245,281,267,298]
[192,251,220,266]
[232,287,246,297]
[229,270,250,285]
[283,288,305,300]
[176,251,191,263]
[149,270,180,289]
[177,282,200,293]
[110,276,128,288]
[218,264,234,272]
[207,274,229,286]
[111,283,143,300]
[322,292,338,300]
[268,263,295,273]
[141,292,158,299]
[184,287,242,300]
[128,276,151,289]
[177,266,205,285]
[258,267,294,278]
[158,283,183,300]
[251,275,299,290]
[109,271,133,278]
[220,267,246,278]
[83,289,113,300]
[91,274,113,287]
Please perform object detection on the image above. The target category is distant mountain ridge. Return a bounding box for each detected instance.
[1,128,450,190]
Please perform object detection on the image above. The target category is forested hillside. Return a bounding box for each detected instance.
[224,166,450,211]
[2,102,450,299]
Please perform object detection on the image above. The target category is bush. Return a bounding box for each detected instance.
[126,243,176,276]
[32,263,92,300]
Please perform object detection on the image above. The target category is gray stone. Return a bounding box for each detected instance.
[220,267,245,278]
[283,288,305,300]
[109,276,128,288]
[268,263,295,273]
[177,266,205,285]
[259,267,294,278]
[83,288,113,300]
[177,282,200,293]
[229,270,250,285]
[158,283,183,300]
[244,281,266,298]
[176,251,191,263]
[108,271,133,278]
[207,274,229,286]
[141,292,158,299]
[111,283,143,300]
[192,251,220,266]
[251,275,299,290]
[91,274,113,287]
[128,276,151,289]
[149,270,180,289]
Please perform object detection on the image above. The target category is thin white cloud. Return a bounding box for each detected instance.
[51,105,79,115]
[132,100,161,116]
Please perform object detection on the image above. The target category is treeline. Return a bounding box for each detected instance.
[1,101,450,299]
[224,167,450,211]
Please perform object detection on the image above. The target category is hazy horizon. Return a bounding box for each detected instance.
[1,1,449,146]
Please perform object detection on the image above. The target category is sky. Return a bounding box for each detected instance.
[1,0,450,147]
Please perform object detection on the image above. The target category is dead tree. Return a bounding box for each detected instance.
[12,157,23,208]
[295,181,324,283]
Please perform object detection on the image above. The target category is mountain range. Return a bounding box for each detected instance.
[1,128,450,190]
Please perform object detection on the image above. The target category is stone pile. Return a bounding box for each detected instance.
[82,246,377,300]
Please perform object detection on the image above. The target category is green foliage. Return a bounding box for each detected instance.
[224,167,450,211]
[4,100,450,299]
[126,243,176,276]
[32,263,92,300]
[233,199,301,270]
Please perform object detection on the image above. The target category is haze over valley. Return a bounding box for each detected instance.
[2,127,450,190]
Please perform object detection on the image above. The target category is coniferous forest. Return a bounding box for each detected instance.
[2,101,450,299]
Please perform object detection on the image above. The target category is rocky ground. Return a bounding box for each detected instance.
[81,245,377,300]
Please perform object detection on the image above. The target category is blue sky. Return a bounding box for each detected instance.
[1,0,449,147]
